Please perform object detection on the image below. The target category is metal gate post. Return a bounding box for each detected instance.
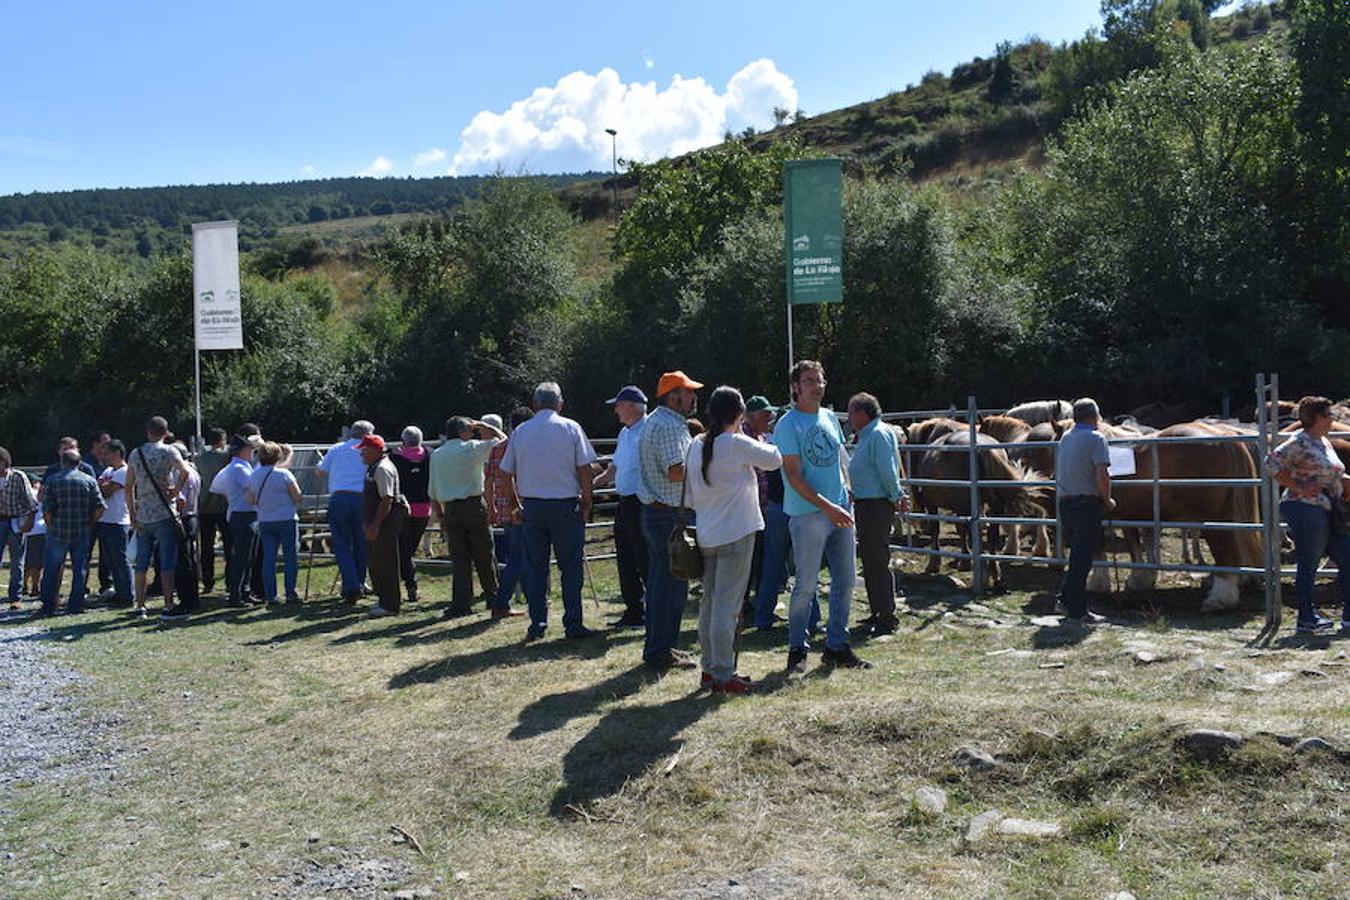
[967,395,984,595]
[1150,441,1161,568]
[1256,374,1281,628]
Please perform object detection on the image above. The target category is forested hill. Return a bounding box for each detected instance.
[0,173,602,258]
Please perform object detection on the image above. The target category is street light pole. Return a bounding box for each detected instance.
[604,127,618,215]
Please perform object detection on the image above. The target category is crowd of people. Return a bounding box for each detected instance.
[2,367,1344,693]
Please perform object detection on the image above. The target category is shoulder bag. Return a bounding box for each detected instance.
[667,451,703,580]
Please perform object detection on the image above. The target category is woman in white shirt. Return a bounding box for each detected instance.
[684,386,783,693]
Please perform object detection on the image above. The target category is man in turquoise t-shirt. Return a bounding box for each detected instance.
[774,359,871,674]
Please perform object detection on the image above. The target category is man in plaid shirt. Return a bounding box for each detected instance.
[637,370,703,670]
[1,446,38,605]
[38,449,105,617]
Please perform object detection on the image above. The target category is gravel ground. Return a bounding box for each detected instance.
[0,624,123,788]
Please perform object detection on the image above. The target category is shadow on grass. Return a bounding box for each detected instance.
[549,691,717,817]
[510,663,655,740]
[387,633,614,689]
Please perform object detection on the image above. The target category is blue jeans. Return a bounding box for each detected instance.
[521,498,585,634]
[1281,500,1350,624]
[259,519,299,600]
[39,535,90,615]
[492,523,527,610]
[2,517,25,601]
[752,501,791,627]
[641,504,690,661]
[787,511,856,651]
[95,522,133,601]
[328,492,366,597]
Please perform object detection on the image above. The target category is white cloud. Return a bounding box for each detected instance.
[361,155,393,176]
[413,147,446,167]
[300,164,318,177]
[643,55,655,70]
[447,58,797,175]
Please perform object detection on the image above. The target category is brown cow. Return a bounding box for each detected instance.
[1092,422,1263,611]
[912,431,1049,590]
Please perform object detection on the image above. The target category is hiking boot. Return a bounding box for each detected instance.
[821,645,872,669]
[786,648,808,675]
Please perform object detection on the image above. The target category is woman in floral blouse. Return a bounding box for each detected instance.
[1267,395,1350,634]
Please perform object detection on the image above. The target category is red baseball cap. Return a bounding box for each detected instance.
[357,434,386,452]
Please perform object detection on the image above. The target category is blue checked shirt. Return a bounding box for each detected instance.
[848,418,905,503]
[41,468,105,545]
[637,406,691,506]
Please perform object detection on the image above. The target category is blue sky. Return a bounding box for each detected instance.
[2,0,1115,195]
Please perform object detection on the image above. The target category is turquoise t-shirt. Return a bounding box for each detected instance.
[773,407,849,516]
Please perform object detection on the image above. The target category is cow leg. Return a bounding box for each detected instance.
[924,512,942,574]
[1201,574,1240,612]
[1124,528,1158,592]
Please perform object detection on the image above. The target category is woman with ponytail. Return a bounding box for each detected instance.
[683,386,783,693]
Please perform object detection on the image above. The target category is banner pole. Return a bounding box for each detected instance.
[194,347,203,451]
[786,300,795,377]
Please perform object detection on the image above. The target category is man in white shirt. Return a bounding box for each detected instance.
[317,419,373,602]
[95,440,134,606]
[595,385,649,628]
[501,381,598,641]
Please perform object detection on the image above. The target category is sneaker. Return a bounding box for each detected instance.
[159,606,189,622]
[8,601,19,611]
[1295,615,1335,634]
[524,626,547,642]
[285,592,301,604]
[712,675,755,694]
[134,607,148,619]
[442,606,473,620]
[99,587,116,599]
[786,648,808,675]
[821,645,872,669]
[1080,611,1108,626]
[368,605,395,618]
[1053,599,1070,616]
[490,607,525,619]
[868,621,898,637]
[265,597,283,607]
[406,584,419,603]
[565,626,600,640]
[609,611,645,629]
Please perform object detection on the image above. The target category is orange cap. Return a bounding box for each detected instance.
[656,370,704,397]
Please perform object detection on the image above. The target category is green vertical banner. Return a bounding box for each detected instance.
[784,159,843,305]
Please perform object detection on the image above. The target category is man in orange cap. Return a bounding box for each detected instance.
[636,370,703,670]
[358,434,410,617]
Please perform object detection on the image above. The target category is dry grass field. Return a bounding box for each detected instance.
[1,546,1346,899]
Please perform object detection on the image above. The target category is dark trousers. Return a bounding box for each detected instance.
[521,498,585,634]
[492,523,529,610]
[368,507,406,612]
[443,497,497,611]
[640,503,689,661]
[227,512,259,603]
[198,511,232,593]
[613,494,647,616]
[855,497,898,627]
[398,515,430,596]
[1057,496,1105,617]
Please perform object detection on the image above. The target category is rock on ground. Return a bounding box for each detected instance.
[272,848,415,898]
[965,810,1004,842]
[1178,729,1245,760]
[912,786,948,814]
[662,866,806,899]
[954,746,998,769]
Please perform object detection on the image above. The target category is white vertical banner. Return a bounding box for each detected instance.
[192,220,244,350]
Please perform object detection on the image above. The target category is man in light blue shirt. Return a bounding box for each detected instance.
[1054,398,1114,626]
[501,382,598,640]
[316,419,372,602]
[847,392,909,636]
[596,385,649,628]
[208,435,257,607]
[775,360,870,674]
